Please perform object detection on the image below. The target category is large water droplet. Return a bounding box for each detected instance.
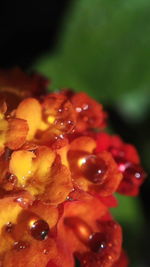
[89,232,107,253]
[80,155,107,184]
[30,219,49,241]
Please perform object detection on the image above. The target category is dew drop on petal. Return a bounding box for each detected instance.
[30,219,50,241]
[14,241,30,251]
[89,232,107,253]
[80,155,107,184]
[5,222,14,233]
[124,163,146,185]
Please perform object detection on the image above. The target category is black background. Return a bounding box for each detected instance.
[0,0,71,68]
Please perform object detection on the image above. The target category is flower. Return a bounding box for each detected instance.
[96,133,147,196]
[0,68,145,267]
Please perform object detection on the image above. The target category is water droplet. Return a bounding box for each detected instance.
[3,172,17,191]
[108,255,113,261]
[5,222,14,233]
[124,163,146,185]
[114,157,129,172]
[68,151,107,184]
[6,172,16,182]
[15,197,30,209]
[89,232,107,253]
[43,249,49,255]
[80,155,107,184]
[3,147,13,161]
[14,241,30,251]
[30,219,49,241]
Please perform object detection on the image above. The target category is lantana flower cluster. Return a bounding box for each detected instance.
[0,68,146,267]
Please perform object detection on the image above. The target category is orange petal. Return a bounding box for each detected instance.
[68,149,122,196]
[77,220,122,267]
[1,199,72,267]
[29,200,59,229]
[71,92,106,132]
[6,118,29,150]
[9,150,35,187]
[57,192,108,253]
[42,155,73,204]
[2,237,58,267]
[16,98,42,140]
[0,119,8,155]
[0,101,7,116]
[0,196,23,255]
[113,249,129,267]
[89,151,123,196]
[33,146,55,183]
[70,136,96,153]
[42,93,76,134]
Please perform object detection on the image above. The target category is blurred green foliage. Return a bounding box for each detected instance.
[32,0,150,266]
[33,0,150,121]
[111,194,146,266]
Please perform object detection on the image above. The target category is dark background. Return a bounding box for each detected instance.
[0,0,70,68]
[0,1,150,266]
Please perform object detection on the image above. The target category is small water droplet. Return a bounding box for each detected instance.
[43,249,49,255]
[3,172,17,191]
[6,172,17,182]
[15,197,29,209]
[5,222,14,233]
[108,255,113,261]
[14,241,30,251]
[114,157,129,172]
[3,147,13,161]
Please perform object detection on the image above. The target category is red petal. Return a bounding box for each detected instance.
[98,195,118,208]
[57,192,108,254]
[113,249,129,267]
[71,92,106,132]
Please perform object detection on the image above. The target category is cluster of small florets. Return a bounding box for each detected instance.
[0,68,146,267]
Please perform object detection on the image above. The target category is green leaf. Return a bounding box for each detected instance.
[32,0,150,120]
[111,194,146,266]
[111,193,144,227]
